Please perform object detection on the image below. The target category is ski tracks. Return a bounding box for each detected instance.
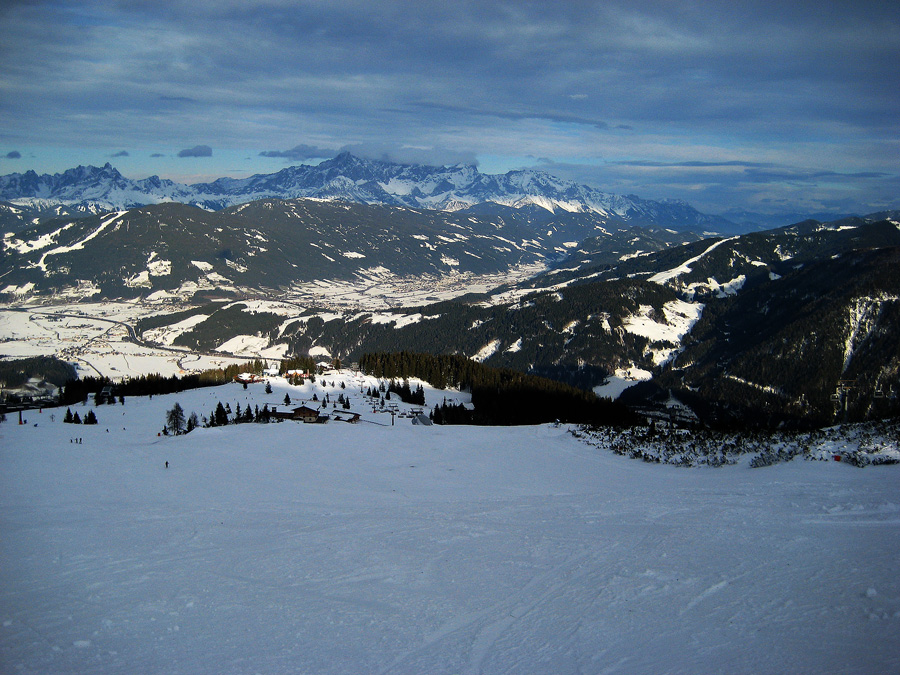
[679,579,729,616]
[379,551,595,675]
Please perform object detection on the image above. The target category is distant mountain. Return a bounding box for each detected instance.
[3,189,898,427]
[528,212,900,296]
[113,211,900,427]
[0,202,38,232]
[0,154,733,233]
[718,208,863,232]
[0,163,197,212]
[0,199,113,234]
[0,200,559,298]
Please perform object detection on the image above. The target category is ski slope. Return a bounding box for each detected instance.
[1,379,898,674]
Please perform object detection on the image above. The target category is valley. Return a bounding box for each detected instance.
[1,304,254,380]
[2,158,899,430]
[0,258,550,380]
[4,4,897,673]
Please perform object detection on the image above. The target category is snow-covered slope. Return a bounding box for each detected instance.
[2,379,898,674]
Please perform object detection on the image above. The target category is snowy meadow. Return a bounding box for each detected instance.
[2,377,899,674]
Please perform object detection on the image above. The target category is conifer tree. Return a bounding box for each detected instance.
[214,401,229,426]
[166,402,186,435]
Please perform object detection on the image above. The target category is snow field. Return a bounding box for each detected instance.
[1,378,899,674]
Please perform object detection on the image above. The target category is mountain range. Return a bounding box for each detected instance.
[0,153,735,233]
[1,156,898,428]
[0,195,707,299]
[257,213,900,427]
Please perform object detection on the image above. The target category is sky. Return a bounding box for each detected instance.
[0,0,898,219]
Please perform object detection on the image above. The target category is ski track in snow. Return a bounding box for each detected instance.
[35,211,127,271]
[1,379,899,674]
[648,236,738,285]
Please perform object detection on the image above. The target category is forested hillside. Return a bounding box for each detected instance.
[633,246,900,427]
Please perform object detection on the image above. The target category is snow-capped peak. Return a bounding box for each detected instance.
[0,155,727,231]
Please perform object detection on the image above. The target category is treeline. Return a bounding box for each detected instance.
[207,400,275,427]
[165,400,277,434]
[387,379,426,405]
[59,360,272,406]
[360,351,639,426]
[361,351,503,391]
[278,355,317,374]
[0,356,77,388]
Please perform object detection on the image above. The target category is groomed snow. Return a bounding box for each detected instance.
[649,237,738,285]
[3,221,78,254]
[1,380,898,674]
[367,312,436,329]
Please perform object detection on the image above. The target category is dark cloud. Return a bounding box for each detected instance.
[339,143,478,167]
[0,0,897,216]
[742,167,893,184]
[259,144,335,161]
[615,160,772,169]
[111,150,129,157]
[5,151,21,159]
[177,145,212,158]
[412,102,610,131]
[150,153,165,157]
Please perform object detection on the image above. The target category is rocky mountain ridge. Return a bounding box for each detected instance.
[0,153,733,232]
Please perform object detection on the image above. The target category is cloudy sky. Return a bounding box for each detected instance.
[1,0,897,218]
